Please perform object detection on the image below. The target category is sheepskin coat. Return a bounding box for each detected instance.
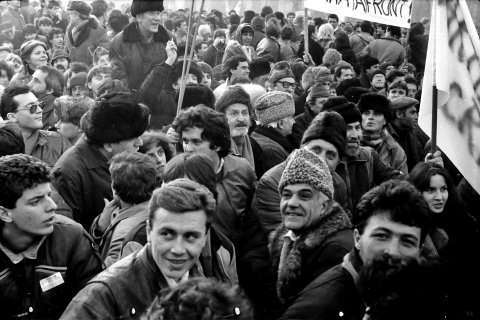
[269,201,353,306]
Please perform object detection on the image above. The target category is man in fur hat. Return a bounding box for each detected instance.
[269,148,353,317]
[110,0,170,91]
[65,0,108,66]
[52,92,149,230]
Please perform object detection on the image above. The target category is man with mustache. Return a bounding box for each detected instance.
[50,49,70,73]
[215,85,265,178]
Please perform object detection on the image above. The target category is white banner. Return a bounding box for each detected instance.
[305,0,413,28]
[419,0,480,194]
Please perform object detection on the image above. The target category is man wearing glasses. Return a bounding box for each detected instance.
[0,85,71,167]
[268,61,297,95]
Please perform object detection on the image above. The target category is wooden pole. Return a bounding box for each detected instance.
[177,0,196,114]
[430,0,438,153]
[304,5,309,58]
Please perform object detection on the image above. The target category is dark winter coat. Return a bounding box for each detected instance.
[251,125,293,172]
[269,202,353,309]
[297,38,325,66]
[291,106,315,148]
[0,216,103,319]
[53,136,112,230]
[387,122,423,171]
[65,17,108,66]
[361,35,405,67]
[256,36,281,62]
[203,45,225,68]
[110,22,169,90]
[40,94,57,130]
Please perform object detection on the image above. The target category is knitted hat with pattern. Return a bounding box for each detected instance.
[254,91,294,124]
[278,148,334,199]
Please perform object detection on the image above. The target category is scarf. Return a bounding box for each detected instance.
[230,136,255,171]
[362,129,388,147]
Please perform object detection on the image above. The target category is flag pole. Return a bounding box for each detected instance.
[177,0,196,114]
[430,0,438,153]
[304,3,309,59]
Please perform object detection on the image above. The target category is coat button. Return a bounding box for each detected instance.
[28,307,33,313]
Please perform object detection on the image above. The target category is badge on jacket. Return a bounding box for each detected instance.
[39,272,64,292]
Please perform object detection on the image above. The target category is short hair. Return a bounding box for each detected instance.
[404,76,418,87]
[215,85,253,117]
[70,61,90,74]
[0,85,31,119]
[96,79,128,98]
[0,61,14,81]
[48,27,64,41]
[138,130,173,163]
[386,70,405,84]
[280,25,294,41]
[144,278,254,320]
[172,105,231,158]
[110,151,157,204]
[0,122,25,156]
[87,64,111,84]
[0,154,51,209]
[37,65,65,97]
[108,9,129,34]
[360,20,373,33]
[163,152,218,200]
[287,12,295,18]
[387,81,408,93]
[229,13,240,26]
[223,55,248,80]
[91,0,108,17]
[194,41,208,53]
[265,17,281,38]
[93,47,109,65]
[387,25,401,38]
[54,95,94,126]
[174,19,186,30]
[328,14,339,22]
[23,24,37,36]
[354,180,432,243]
[260,5,273,17]
[334,65,353,80]
[37,16,53,27]
[148,178,216,230]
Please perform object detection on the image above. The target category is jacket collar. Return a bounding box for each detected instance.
[122,22,170,43]
[108,201,149,229]
[254,125,294,153]
[75,136,109,170]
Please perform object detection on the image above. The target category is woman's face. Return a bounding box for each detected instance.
[27,45,48,68]
[146,144,167,174]
[422,174,448,214]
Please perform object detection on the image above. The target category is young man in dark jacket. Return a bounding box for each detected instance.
[0,154,103,319]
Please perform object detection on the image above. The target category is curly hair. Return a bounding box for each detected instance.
[142,277,254,320]
[0,154,51,209]
[148,178,216,230]
[162,153,218,200]
[110,151,157,204]
[54,95,95,126]
[138,130,173,163]
[172,106,231,158]
[354,180,432,243]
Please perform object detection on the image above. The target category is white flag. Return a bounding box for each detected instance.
[419,0,480,193]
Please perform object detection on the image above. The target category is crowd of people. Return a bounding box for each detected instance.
[0,0,479,319]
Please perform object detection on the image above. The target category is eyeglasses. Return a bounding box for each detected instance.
[15,101,44,114]
[277,81,297,89]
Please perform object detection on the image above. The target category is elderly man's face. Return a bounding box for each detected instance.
[280,183,328,233]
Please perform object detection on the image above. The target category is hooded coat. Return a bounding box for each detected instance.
[222,23,258,65]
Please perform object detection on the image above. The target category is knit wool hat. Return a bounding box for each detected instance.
[255,91,294,124]
[67,1,92,16]
[249,57,270,80]
[307,83,330,102]
[322,96,362,124]
[390,96,419,111]
[130,0,164,17]
[69,72,87,88]
[302,111,347,158]
[336,78,362,97]
[278,148,334,199]
[51,49,70,63]
[20,40,47,62]
[358,93,391,120]
[268,61,295,84]
[85,92,150,145]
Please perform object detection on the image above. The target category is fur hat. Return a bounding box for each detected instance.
[314,66,333,83]
[215,85,252,114]
[302,111,346,158]
[176,84,215,110]
[390,96,419,111]
[358,93,391,120]
[307,83,330,102]
[343,86,369,104]
[67,1,92,16]
[69,72,87,88]
[249,57,270,80]
[130,0,164,17]
[255,91,294,124]
[278,149,334,199]
[51,49,70,63]
[336,78,362,97]
[369,69,385,81]
[268,61,295,84]
[171,62,203,85]
[239,83,267,108]
[85,92,150,145]
[323,96,362,124]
